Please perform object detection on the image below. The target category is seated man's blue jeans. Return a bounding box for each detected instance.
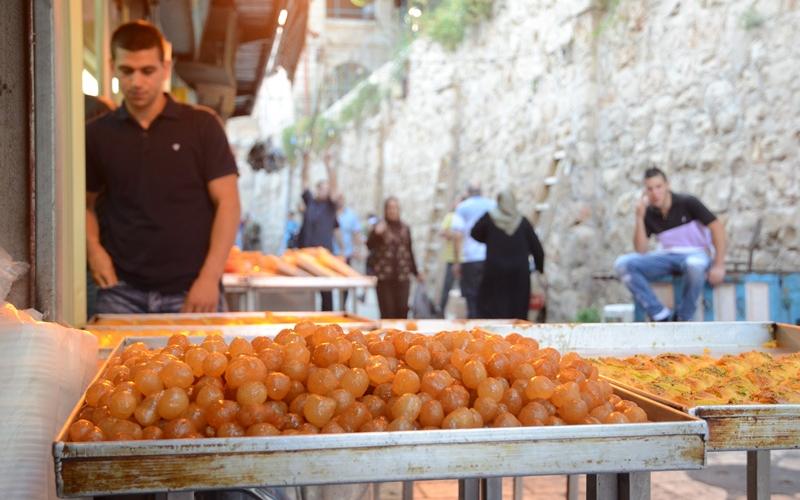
[95,281,226,314]
[614,251,710,321]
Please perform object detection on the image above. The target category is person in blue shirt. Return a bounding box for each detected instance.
[451,181,496,318]
[281,211,300,254]
[333,195,363,263]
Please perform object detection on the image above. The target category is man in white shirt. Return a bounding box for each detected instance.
[452,182,496,318]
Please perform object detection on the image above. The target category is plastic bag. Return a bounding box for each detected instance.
[411,282,439,319]
[0,247,29,303]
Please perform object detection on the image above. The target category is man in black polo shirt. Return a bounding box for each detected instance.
[614,168,726,321]
[86,21,240,314]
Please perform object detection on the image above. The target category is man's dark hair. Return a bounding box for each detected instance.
[644,167,668,182]
[111,21,166,61]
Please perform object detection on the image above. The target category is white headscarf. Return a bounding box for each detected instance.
[489,189,523,236]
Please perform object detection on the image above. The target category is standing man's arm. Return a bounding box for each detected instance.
[633,195,650,253]
[86,191,118,288]
[450,212,465,279]
[707,220,726,285]
[183,174,241,312]
[324,149,338,199]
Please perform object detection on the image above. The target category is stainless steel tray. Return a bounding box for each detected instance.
[223,274,377,290]
[53,336,706,497]
[88,311,377,330]
[487,321,800,451]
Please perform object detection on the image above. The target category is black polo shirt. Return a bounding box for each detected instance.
[644,192,717,251]
[86,95,238,293]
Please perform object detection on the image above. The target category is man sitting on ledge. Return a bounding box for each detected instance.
[614,168,726,321]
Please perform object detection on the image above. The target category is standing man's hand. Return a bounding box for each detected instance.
[707,263,726,286]
[182,274,220,313]
[88,244,119,288]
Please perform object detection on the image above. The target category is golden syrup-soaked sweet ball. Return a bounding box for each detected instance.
[614,399,638,413]
[299,423,320,435]
[306,367,338,396]
[579,380,605,409]
[263,401,289,429]
[330,388,355,416]
[279,380,301,405]
[200,339,228,354]
[545,415,565,426]
[281,359,309,382]
[441,407,475,429]
[229,337,255,358]
[418,399,444,428]
[449,348,469,371]
[217,422,246,437]
[111,419,143,440]
[247,422,281,436]
[195,382,225,409]
[603,411,628,424]
[557,368,586,384]
[200,352,227,378]
[589,402,613,422]
[478,377,506,401]
[134,394,161,427]
[108,390,138,420]
[303,394,337,428]
[142,425,163,440]
[237,403,269,427]
[439,385,470,415]
[349,345,370,368]
[472,396,499,423]
[160,360,194,389]
[257,346,285,372]
[359,416,389,433]
[96,415,119,438]
[69,419,96,442]
[283,341,311,364]
[338,401,371,432]
[388,416,414,431]
[251,336,273,353]
[391,393,422,421]
[368,339,396,359]
[105,365,131,385]
[532,358,558,379]
[623,406,648,423]
[167,332,189,347]
[511,363,535,382]
[86,380,115,407]
[517,403,547,427]
[311,342,339,368]
[365,355,394,385]
[391,331,413,356]
[264,371,291,401]
[321,420,346,434]
[333,337,353,364]
[525,375,556,401]
[461,359,488,390]
[430,348,451,370]
[293,321,316,339]
[184,347,209,377]
[551,382,581,408]
[78,406,95,422]
[237,380,268,406]
[225,356,266,389]
[392,368,421,396]
[206,400,240,428]
[157,387,190,420]
[361,395,387,419]
[289,393,310,415]
[558,398,589,424]
[420,370,454,398]
[486,353,510,379]
[328,363,348,381]
[500,387,523,416]
[404,344,431,371]
[133,368,164,396]
[346,329,367,345]
[607,393,622,407]
[181,402,207,430]
[373,382,394,402]
[493,411,522,428]
[283,413,305,430]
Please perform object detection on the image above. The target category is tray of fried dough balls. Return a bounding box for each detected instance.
[54,322,707,497]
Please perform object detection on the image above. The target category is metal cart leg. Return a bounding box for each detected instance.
[512,477,523,500]
[246,289,258,312]
[618,472,649,500]
[459,478,481,500]
[566,474,579,500]
[482,477,502,500]
[402,480,414,500]
[158,492,195,500]
[587,472,650,500]
[747,450,770,500]
[586,474,617,500]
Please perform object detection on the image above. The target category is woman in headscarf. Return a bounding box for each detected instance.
[470,189,545,320]
[367,196,422,318]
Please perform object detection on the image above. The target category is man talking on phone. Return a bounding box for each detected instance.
[613,168,726,321]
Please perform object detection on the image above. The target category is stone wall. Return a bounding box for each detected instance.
[235,0,800,320]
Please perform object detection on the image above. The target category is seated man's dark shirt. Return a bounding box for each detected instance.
[86,94,238,293]
[644,192,717,252]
